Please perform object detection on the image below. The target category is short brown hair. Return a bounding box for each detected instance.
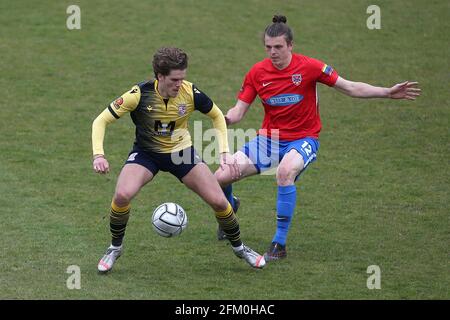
[152,47,188,77]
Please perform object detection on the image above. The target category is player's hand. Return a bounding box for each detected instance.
[93,155,110,174]
[219,152,241,181]
[389,81,421,100]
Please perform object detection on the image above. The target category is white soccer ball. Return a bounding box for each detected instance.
[151,202,188,237]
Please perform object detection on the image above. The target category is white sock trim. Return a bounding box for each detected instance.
[232,244,244,252]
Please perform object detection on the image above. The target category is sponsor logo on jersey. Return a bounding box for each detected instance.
[113,97,123,109]
[292,74,302,86]
[266,94,303,106]
[154,120,176,136]
[178,104,187,116]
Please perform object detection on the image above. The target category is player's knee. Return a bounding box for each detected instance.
[276,166,296,186]
[114,189,134,206]
[209,195,229,212]
[214,169,231,187]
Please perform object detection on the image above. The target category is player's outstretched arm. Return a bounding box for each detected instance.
[91,86,140,174]
[334,76,421,100]
[388,81,421,100]
[224,99,251,125]
[205,104,240,179]
[92,109,116,174]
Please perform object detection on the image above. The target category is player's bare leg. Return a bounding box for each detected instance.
[276,149,304,186]
[183,163,265,269]
[182,162,229,212]
[215,151,259,187]
[98,164,154,273]
[113,164,155,206]
[214,151,258,240]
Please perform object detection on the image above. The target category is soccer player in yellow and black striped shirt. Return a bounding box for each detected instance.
[92,47,265,272]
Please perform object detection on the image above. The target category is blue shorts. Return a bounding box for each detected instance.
[242,135,319,176]
[124,145,203,182]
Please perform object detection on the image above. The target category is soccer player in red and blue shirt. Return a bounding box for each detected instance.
[214,15,421,261]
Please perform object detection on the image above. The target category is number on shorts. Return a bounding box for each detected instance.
[301,141,312,156]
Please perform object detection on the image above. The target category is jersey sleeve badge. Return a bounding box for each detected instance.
[112,97,124,110]
[322,64,334,76]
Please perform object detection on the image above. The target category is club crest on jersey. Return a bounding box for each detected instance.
[292,74,302,86]
[113,97,123,109]
[178,104,187,116]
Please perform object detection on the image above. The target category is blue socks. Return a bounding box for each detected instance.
[222,184,235,210]
[224,184,297,246]
[272,185,297,246]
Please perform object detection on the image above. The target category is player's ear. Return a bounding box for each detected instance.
[287,40,293,51]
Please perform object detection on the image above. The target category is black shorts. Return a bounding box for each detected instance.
[124,145,203,181]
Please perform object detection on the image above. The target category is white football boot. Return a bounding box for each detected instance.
[97,245,123,273]
[234,244,266,269]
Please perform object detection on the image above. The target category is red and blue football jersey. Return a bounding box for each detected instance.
[238,53,338,140]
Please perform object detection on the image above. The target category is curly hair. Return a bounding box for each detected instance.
[152,47,188,77]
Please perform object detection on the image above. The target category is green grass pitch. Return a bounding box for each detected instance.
[0,0,448,299]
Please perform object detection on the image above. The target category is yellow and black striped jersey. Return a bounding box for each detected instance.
[106,79,215,153]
